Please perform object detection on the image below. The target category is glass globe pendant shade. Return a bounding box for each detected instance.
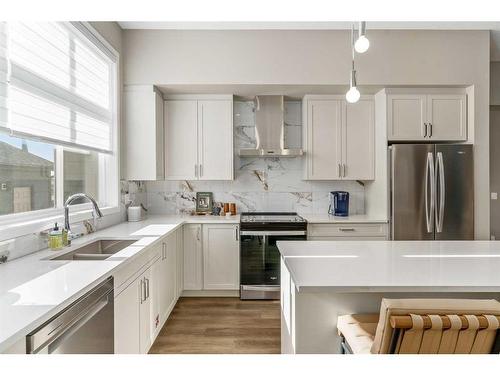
[354,35,370,53]
[345,69,360,103]
[345,86,360,103]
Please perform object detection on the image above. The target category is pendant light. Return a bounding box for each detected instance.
[346,25,360,104]
[354,21,370,53]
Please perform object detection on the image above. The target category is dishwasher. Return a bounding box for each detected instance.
[26,277,114,354]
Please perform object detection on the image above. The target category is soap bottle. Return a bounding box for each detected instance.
[49,222,63,250]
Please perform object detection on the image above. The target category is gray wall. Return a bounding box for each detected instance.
[123,29,491,238]
[491,62,500,238]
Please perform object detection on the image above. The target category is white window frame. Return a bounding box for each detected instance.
[0,22,120,242]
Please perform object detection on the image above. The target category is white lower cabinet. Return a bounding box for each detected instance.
[183,224,203,290]
[114,223,239,353]
[176,228,184,298]
[139,263,158,353]
[114,245,161,354]
[159,232,177,325]
[203,224,239,290]
[114,279,140,354]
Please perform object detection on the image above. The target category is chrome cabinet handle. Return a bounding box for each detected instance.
[140,278,147,303]
[425,152,435,233]
[194,164,198,178]
[435,152,445,233]
[428,122,433,138]
[423,123,428,138]
[343,164,347,178]
[200,164,203,178]
[235,226,239,241]
[145,278,150,300]
[139,279,144,304]
[338,228,355,232]
[338,163,341,178]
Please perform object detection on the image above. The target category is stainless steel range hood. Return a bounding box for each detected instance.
[239,95,304,157]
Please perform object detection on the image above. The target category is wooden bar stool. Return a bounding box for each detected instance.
[337,298,500,354]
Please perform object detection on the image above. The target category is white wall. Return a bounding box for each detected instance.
[123,29,490,239]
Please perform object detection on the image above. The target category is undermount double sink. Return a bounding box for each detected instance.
[48,239,137,261]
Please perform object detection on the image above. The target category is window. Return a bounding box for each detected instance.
[0,134,55,215]
[0,22,118,225]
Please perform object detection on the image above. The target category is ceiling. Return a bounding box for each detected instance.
[118,21,500,61]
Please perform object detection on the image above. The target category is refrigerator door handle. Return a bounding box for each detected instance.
[425,152,435,233]
[436,152,445,233]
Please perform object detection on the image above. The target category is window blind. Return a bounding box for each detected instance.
[0,22,116,153]
[0,23,7,129]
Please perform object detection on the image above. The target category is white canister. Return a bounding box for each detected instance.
[127,206,143,222]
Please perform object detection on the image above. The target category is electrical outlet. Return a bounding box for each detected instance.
[492,192,498,200]
[1,183,7,191]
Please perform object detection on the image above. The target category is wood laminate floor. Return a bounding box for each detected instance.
[149,297,281,354]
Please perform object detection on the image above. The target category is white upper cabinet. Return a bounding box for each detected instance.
[202,224,240,290]
[198,100,233,180]
[343,99,375,180]
[124,85,164,180]
[426,94,467,141]
[387,94,427,140]
[388,92,466,141]
[304,99,342,180]
[303,95,375,181]
[164,100,198,180]
[164,95,234,181]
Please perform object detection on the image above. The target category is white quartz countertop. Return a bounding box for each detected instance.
[0,214,239,352]
[301,214,388,224]
[278,240,500,293]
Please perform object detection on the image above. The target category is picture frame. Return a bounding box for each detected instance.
[195,192,213,213]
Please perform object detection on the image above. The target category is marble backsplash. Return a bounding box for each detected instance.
[143,100,365,215]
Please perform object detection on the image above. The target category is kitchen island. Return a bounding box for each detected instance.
[277,240,500,354]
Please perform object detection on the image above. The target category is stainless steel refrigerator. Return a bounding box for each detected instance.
[389,144,474,240]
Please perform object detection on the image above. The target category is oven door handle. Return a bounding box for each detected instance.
[241,285,281,292]
[239,231,307,236]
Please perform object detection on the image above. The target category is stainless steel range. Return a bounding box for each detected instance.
[240,212,307,300]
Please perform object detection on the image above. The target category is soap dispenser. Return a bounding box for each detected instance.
[49,222,63,250]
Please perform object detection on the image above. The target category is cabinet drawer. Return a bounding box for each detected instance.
[308,223,387,238]
[308,236,387,241]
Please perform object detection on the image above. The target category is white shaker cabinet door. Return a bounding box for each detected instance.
[176,228,184,298]
[124,86,164,180]
[197,100,234,180]
[158,234,177,325]
[166,232,178,313]
[305,99,342,179]
[387,94,427,140]
[183,224,203,290]
[202,224,240,290]
[138,273,151,354]
[164,100,198,180]
[426,94,466,141]
[114,278,141,354]
[343,99,375,180]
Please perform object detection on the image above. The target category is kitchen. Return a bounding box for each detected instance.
[2,2,500,371]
